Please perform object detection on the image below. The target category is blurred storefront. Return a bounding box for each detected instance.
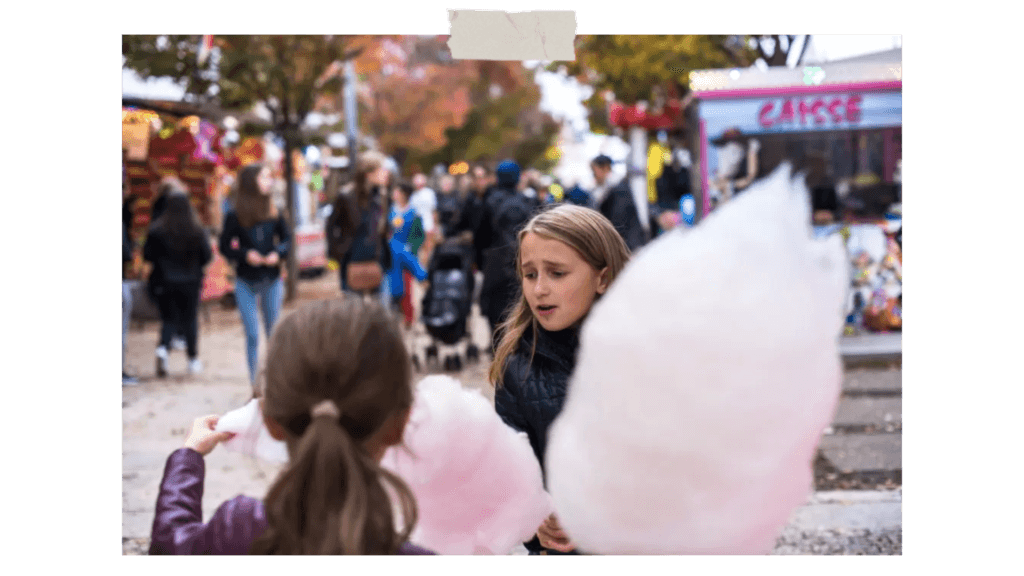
[688,50,902,220]
[687,51,902,334]
[122,100,235,306]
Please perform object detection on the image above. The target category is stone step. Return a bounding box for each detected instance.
[783,489,902,532]
[832,397,901,427]
[818,433,902,473]
[842,367,902,393]
[840,333,901,363]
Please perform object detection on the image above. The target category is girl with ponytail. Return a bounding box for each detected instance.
[149,298,433,555]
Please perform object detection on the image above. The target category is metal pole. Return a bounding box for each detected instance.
[344,60,359,177]
[628,126,651,238]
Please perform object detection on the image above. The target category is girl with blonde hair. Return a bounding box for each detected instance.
[489,204,630,555]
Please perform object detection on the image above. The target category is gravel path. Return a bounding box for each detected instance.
[124,274,899,556]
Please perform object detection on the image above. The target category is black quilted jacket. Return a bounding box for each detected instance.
[494,324,580,479]
[494,324,582,555]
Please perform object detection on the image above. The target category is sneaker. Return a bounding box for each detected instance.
[122,372,140,386]
[171,337,187,351]
[188,358,203,376]
[156,346,169,378]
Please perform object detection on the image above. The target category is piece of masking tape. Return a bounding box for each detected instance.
[447,10,576,61]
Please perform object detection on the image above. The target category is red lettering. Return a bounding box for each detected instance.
[811,100,826,124]
[798,100,814,124]
[778,100,795,125]
[846,94,863,124]
[827,98,844,123]
[758,102,775,128]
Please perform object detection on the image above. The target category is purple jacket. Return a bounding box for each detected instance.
[149,448,435,555]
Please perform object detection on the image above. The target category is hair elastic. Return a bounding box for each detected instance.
[310,399,341,420]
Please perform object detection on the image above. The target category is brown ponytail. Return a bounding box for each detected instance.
[250,298,417,554]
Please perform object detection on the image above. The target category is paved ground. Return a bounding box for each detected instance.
[123,272,900,555]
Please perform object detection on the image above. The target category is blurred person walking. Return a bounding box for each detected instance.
[409,173,439,267]
[450,164,493,272]
[219,163,291,386]
[480,160,541,352]
[144,190,213,377]
[387,181,428,328]
[325,152,392,301]
[436,174,463,240]
[590,155,651,252]
[149,176,192,351]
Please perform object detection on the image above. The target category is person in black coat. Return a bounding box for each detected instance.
[219,163,292,386]
[435,173,463,240]
[451,164,495,272]
[589,155,650,252]
[325,152,393,296]
[489,204,631,555]
[479,160,541,351]
[144,191,212,377]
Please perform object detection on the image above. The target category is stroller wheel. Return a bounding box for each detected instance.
[426,345,439,364]
[442,355,452,371]
[411,353,421,372]
[466,344,479,363]
[452,354,463,371]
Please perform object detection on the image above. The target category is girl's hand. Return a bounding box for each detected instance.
[536,514,576,553]
[264,252,280,266]
[245,250,263,266]
[184,415,235,456]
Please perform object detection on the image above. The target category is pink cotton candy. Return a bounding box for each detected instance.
[381,375,553,555]
[545,164,849,554]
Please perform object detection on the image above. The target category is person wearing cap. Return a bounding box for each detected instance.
[480,160,541,351]
[589,155,649,252]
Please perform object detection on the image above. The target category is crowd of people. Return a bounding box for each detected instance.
[320,152,689,354]
[149,203,634,556]
[127,149,692,555]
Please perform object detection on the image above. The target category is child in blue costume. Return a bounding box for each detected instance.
[388,182,428,317]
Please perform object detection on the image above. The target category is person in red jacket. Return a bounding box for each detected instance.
[150,298,434,555]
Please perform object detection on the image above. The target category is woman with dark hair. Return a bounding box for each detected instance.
[219,163,292,387]
[325,151,392,300]
[143,190,213,377]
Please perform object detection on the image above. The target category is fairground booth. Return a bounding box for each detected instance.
[687,50,903,333]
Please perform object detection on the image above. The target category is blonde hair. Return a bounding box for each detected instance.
[489,204,631,388]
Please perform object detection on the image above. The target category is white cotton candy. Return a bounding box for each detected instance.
[545,163,849,555]
[214,398,290,464]
[381,375,553,555]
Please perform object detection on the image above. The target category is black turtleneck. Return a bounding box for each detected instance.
[495,323,581,477]
[496,322,583,555]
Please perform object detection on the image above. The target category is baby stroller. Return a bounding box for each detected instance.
[420,240,481,371]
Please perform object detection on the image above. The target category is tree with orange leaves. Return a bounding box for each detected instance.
[124,34,379,300]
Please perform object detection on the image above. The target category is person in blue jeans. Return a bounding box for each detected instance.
[219,163,291,387]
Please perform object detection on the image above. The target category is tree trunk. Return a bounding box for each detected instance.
[281,126,299,303]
